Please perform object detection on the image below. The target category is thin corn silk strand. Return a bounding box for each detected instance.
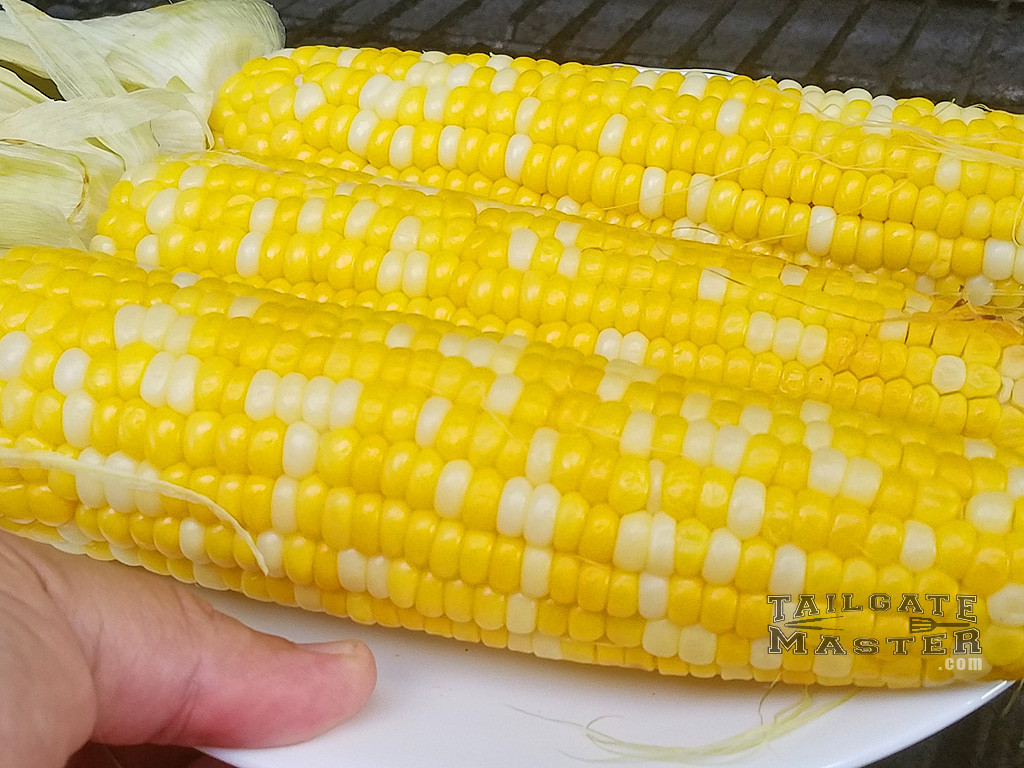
[512,687,853,764]
[999,680,1023,716]
[0,446,268,574]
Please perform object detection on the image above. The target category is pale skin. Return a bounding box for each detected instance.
[0,531,377,768]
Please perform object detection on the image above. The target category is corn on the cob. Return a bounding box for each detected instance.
[95,153,1024,453]
[3,244,1024,687]
[208,46,1024,308]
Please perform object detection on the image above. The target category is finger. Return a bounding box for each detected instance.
[0,535,96,768]
[17,536,376,750]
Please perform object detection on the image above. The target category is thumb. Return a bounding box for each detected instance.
[23,537,376,749]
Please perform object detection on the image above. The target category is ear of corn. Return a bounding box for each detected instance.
[95,152,1024,454]
[4,244,1024,687]
[208,46,1024,309]
[8,0,1024,692]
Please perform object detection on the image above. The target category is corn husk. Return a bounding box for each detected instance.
[0,0,285,248]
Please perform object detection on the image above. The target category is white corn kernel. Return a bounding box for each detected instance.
[520,546,551,598]
[621,411,656,457]
[806,206,837,256]
[497,476,532,537]
[270,476,299,532]
[402,250,429,295]
[712,425,748,474]
[103,452,139,514]
[597,113,627,156]
[984,239,1016,282]
[932,355,967,393]
[646,512,676,576]
[422,83,448,122]
[515,97,540,134]
[966,491,1014,534]
[297,197,326,234]
[642,619,681,658]
[769,543,807,594]
[987,584,1024,625]
[377,249,406,293]
[283,422,319,479]
[507,228,539,271]
[145,188,178,234]
[345,111,379,156]
[682,419,716,466]
[415,396,451,447]
[275,371,307,423]
[727,477,766,539]
[900,520,936,572]
[525,427,558,485]
[62,392,94,449]
[249,198,278,233]
[435,459,473,517]
[613,512,652,571]
[686,173,713,222]
[139,351,175,408]
[301,376,334,431]
[523,484,559,547]
[343,198,378,239]
[328,378,363,429]
[166,355,199,415]
[715,98,745,136]
[388,124,415,169]
[294,81,326,121]
[180,518,212,565]
[638,574,669,619]
[358,73,392,111]
[808,447,847,496]
[53,348,90,396]
[638,166,667,219]
[679,624,717,665]
[702,528,742,584]
[934,156,962,192]
[245,369,280,421]
[337,549,368,593]
[438,125,463,169]
[697,267,729,302]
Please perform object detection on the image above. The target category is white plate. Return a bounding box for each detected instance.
[198,589,1008,768]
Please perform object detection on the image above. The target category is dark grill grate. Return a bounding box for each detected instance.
[247,0,1024,111]
[15,0,1024,766]
[32,0,1024,110]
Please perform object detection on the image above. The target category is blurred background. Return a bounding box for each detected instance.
[26,0,1024,765]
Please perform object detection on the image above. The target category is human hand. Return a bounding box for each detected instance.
[0,531,376,768]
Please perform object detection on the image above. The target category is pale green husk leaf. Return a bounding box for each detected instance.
[0,0,285,96]
[1,0,157,167]
[0,65,44,111]
[0,201,83,248]
[0,0,285,249]
[0,141,94,248]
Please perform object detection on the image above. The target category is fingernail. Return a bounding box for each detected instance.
[304,639,367,656]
